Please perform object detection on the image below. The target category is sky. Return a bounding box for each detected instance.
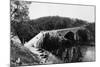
[29,2,95,22]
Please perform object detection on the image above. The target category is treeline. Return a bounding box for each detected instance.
[11,16,95,44]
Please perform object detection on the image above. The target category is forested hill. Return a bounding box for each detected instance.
[11,16,95,44]
[30,16,88,30]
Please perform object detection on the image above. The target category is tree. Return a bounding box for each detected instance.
[73,19,88,27]
[10,0,31,22]
[11,0,32,43]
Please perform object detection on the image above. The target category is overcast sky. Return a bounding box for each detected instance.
[29,2,95,22]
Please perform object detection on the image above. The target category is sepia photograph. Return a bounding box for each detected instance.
[10,0,95,67]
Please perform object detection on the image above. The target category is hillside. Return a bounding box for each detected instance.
[11,16,95,44]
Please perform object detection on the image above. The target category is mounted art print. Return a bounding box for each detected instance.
[10,0,95,67]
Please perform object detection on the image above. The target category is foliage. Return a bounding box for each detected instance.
[11,0,32,43]
[11,0,31,22]
[10,0,95,44]
[86,23,95,41]
[41,32,82,63]
[11,21,36,44]
[11,16,95,44]
[42,33,60,52]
